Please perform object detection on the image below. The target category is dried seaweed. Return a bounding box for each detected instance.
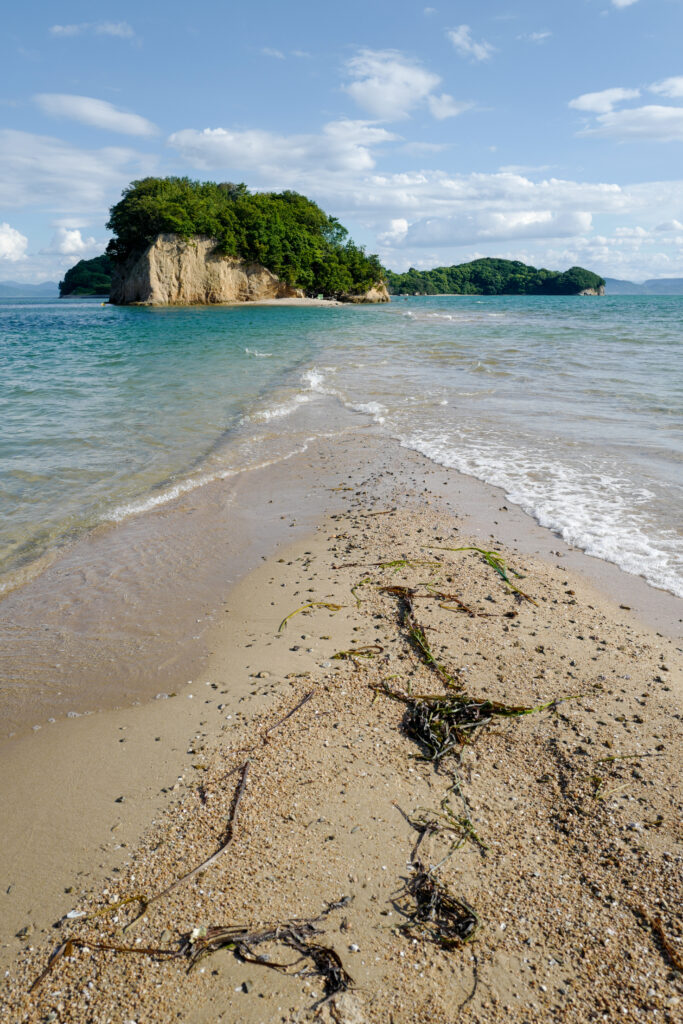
[126,761,250,928]
[332,644,383,664]
[637,907,683,972]
[278,602,344,632]
[398,858,479,948]
[351,577,373,608]
[31,898,353,1003]
[431,545,537,604]
[400,592,462,691]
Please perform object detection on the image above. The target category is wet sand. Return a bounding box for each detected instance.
[1,435,681,1022]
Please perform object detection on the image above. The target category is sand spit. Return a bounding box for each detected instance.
[2,483,682,1022]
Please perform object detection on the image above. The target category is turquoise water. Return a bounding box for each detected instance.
[1,295,681,597]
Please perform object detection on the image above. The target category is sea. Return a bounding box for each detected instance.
[1,294,681,602]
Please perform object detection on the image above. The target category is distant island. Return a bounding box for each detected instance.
[604,276,683,295]
[0,280,58,298]
[59,254,113,297]
[385,258,605,296]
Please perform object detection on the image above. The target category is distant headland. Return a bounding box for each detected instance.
[385,259,605,296]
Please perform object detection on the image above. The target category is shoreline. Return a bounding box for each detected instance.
[1,438,681,1022]
[0,431,680,742]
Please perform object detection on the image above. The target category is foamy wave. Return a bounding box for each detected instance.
[399,431,683,598]
[247,394,311,423]
[244,347,272,358]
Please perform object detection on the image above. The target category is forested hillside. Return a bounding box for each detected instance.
[385,258,605,295]
[59,255,112,296]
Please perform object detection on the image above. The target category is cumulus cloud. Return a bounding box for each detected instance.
[34,94,157,136]
[612,1,639,8]
[398,210,592,248]
[655,218,683,232]
[427,94,472,120]
[50,22,135,39]
[343,50,440,120]
[447,26,495,62]
[569,87,640,114]
[45,227,98,255]
[342,49,470,123]
[168,119,397,177]
[650,76,683,99]
[0,223,28,261]
[582,105,683,142]
[0,129,156,211]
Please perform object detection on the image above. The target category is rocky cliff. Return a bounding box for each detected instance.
[578,286,606,296]
[109,234,389,305]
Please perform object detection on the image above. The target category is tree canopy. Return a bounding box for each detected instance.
[59,254,113,296]
[106,177,384,297]
[384,258,605,296]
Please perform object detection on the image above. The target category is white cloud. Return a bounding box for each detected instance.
[34,94,157,136]
[447,26,495,62]
[45,227,98,255]
[0,223,28,261]
[655,219,683,232]
[50,22,135,39]
[427,93,472,120]
[519,31,552,43]
[582,105,683,142]
[650,76,683,99]
[168,119,397,177]
[612,1,639,8]
[0,129,155,211]
[569,87,640,114]
[343,50,441,120]
[400,210,592,247]
[261,47,285,59]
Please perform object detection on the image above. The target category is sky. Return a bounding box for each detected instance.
[2,0,683,283]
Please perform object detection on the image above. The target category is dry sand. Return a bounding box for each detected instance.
[1,448,681,1023]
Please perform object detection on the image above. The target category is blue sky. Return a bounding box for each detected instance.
[2,0,683,282]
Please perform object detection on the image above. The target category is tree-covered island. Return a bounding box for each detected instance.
[105,177,384,298]
[385,258,605,295]
[59,254,113,296]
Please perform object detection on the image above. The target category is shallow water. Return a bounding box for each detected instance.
[1,294,681,599]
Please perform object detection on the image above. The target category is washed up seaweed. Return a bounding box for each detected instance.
[403,592,462,691]
[125,761,250,928]
[375,682,569,764]
[431,545,537,605]
[278,602,344,632]
[332,644,384,662]
[397,858,479,949]
[351,576,373,607]
[31,898,353,1004]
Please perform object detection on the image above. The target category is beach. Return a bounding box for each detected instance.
[1,431,681,1023]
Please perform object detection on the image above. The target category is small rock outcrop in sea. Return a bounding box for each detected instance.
[109,234,390,305]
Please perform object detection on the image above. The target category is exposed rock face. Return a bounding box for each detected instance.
[340,282,391,303]
[579,285,606,296]
[109,235,304,305]
[109,234,390,305]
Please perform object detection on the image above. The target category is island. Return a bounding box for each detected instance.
[59,254,113,297]
[385,258,605,296]
[104,177,389,305]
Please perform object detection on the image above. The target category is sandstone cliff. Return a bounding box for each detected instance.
[579,285,606,296]
[109,234,390,305]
